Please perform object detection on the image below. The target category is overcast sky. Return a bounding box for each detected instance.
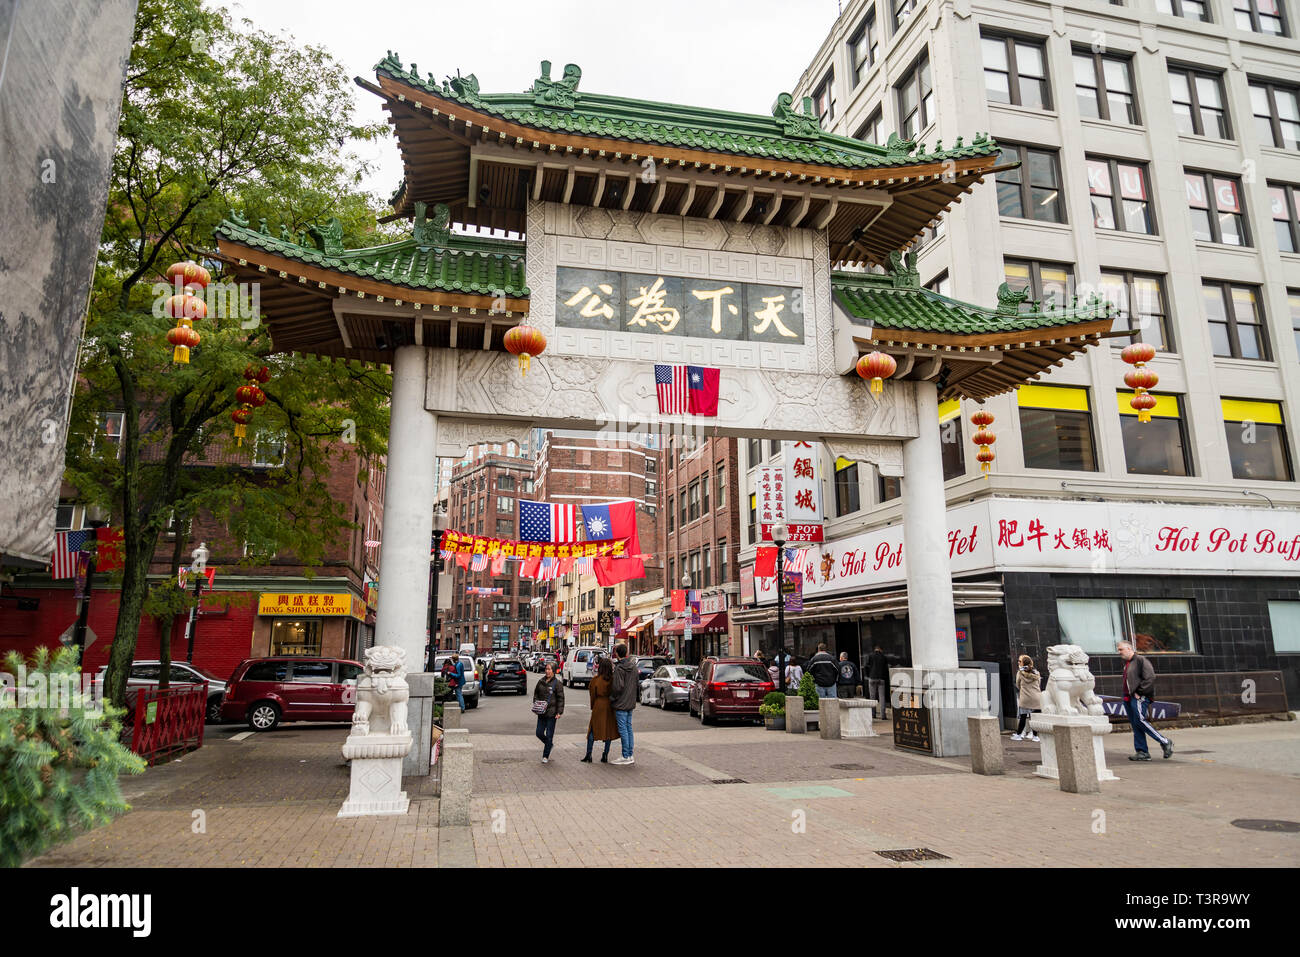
[229,0,844,203]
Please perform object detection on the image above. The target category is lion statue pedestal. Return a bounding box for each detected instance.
[1028,644,1117,783]
[338,646,414,818]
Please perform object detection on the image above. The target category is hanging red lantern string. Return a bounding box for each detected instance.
[166,260,211,291]
[1121,342,1159,423]
[504,323,547,375]
[162,260,210,365]
[233,365,272,446]
[970,408,996,477]
[855,351,897,395]
[231,406,253,446]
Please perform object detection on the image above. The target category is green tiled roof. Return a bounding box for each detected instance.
[214,209,529,299]
[831,268,1114,336]
[375,54,1000,172]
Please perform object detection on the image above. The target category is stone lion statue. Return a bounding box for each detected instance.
[1041,644,1105,716]
[350,645,410,738]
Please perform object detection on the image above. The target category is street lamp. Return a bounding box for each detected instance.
[772,522,788,695]
[428,506,448,670]
[681,572,692,665]
[185,542,209,663]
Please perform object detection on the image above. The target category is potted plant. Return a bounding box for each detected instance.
[760,691,786,730]
[798,672,820,728]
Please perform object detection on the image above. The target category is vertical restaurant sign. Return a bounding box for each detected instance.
[740,565,756,605]
[781,440,824,542]
[756,466,785,541]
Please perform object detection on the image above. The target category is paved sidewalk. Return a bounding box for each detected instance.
[25,717,1300,868]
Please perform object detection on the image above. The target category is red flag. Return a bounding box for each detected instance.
[455,552,471,570]
[94,527,124,571]
[521,556,541,578]
[755,546,777,579]
[671,589,686,613]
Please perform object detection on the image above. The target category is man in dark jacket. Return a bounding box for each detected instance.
[865,646,890,718]
[609,643,638,766]
[836,652,860,698]
[807,643,840,699]
[1118,640,1173,761]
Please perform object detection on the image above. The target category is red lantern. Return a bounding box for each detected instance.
[972,429,996,447]
[236,384,266,407]
[855,351,897,394]
[976,445,996,471]
[1124,367,1159,391]
[1130,391,1158,423]
[165,294,207,321]
[166,324,201,364]
[1121,342,1156,367]
[231,405,253,445]
[970,407,996,476]
[243,364,271,383]
[166,261,211,290]
[970,408,995,428]
[504,324,547,375]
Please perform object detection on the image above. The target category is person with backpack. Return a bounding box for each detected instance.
[532,660,565,763]
[807,643,839,699]
[784,655,804,690]
[609,643,638,766]
[1011,655,1042,742]
[443,653,467,712]
[1118,639,1173,761]
[836,651,860,698]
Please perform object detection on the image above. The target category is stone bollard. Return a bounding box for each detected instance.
[839,699,878,738]
[967,714,1004,775]
[439,728,473,826]
[784,695,806,734]
[442,702,462,729]
[404,672,436,777]
[818,698,841,739]
[1056,722,1100,794]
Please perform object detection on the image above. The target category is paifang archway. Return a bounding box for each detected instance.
[215,56,1115,755]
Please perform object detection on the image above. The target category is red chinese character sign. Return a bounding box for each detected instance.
[780,441,824,542]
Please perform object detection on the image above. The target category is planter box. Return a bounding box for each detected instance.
[764,715,785,731]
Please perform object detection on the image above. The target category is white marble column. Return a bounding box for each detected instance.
[374,345,437,669]
[901,379,958,672]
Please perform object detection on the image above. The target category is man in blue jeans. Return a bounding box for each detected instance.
[1118,640,1173,761]
[609,643,638,765]
[443,654,467,712]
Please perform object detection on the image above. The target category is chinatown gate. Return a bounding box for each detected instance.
[215,56,1115,758]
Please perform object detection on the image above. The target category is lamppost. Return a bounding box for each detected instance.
[681,572,692,665]
[428,506,448,670]
[71,504,109,656]
[772,522,787,695]
[185,542,209,664]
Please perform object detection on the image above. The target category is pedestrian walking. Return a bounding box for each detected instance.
[532,661,565,763]
[836,651,860,699]
[1118,639,1173,761]
[609,643,638,766]
[1011,655,1042,741]
[582,657,618,763]
[807,643,839,699]
[443,653,467,712]
[865,646,890,718]
[784,655,804,689]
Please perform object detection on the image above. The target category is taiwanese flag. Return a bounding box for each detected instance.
[584,500,645,586]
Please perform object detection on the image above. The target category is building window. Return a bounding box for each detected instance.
[995,144,1064,223]
[1186,171,1249,245]
[496,518,514,536]
[646,479,657,499]
[1003,259,1074,309]
[878,472,901,502]
[1156,0,1212,19]
[252,430,286,468]
[1169,67,1230,138]
[716,465,726,507]
[849,11,879,87]
[717,540,728,585]
[1266,601,1300,652]
[492,602,511,619]
[982,34,1051,110]
[893,0,917,30]
[1290,289,1300,353]
[667,558,675,590]
[497,496,514,513]
[55,503,75,531]
[897,51,933,139]
[834,458,860,515]
[679,491,688,527]
[1204,281,1268,360]
[269,620,321,656]
[645,458,656,474]
[1118,392,1192,476]
[939,399,966,480]
[1087,157,1154,234]
[1235,0,1288,35]
[748,492,757,543]
[813,71,836,123]
[854,108,883,145]
[1270,182,1300,252]
[1057,598,1197,654]
[927,271,951,296]
[702,548,712,589]
[497,474,516,492]
[1099,271,1173,352]
[701,472,710,513]
[667,495,674,533]
[1222,398,1293,480]
[1250,79,1300,149]
[686,480,698,521]
[1017,385,1098,471]
[747,438,761,466]
[768,440,781,459]
[1073,49,1138,124]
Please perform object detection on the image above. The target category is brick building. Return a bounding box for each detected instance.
[658,437,742,662]
[442,443,536,654]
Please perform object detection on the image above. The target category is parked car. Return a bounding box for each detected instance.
[220,657,363,731]
[93,661,228,723]
[635,655,669,681]
[432,652,481,708]
[687,657,774,725]
[533,652,562,673]
[483,658,528,695]
[640,664,698,709]
[562,646,604,687]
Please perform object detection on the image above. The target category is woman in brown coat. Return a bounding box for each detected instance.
[582,657,619,763]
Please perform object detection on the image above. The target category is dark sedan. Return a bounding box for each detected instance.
[483,658,528,695]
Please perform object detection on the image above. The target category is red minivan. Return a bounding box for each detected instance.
[220,657,364,731]
[688,657,774,725]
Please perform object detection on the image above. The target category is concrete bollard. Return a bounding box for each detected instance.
[967,714,1004,775]
[404,672,436,777]
[439,728,473,825]
[839,699,878,738]
[784,695,806,734]
[442,703,462,729]
[1057,722,1100,794]
[818,698,841,739]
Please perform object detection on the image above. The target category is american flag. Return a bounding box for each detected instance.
[655,364,720,416]
[655,364,690,413]
[51,529,91,579]
[518,499,576,543]
[470,553,488,571]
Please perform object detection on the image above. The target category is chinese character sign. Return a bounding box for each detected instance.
[756,466,786,539]
[782,440,824,541]
[557,267,804,344]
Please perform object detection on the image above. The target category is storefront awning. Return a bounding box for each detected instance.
[616,616,640,636]
[730,580,1003,627]
[657,612,727,637]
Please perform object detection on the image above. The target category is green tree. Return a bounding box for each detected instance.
[69,0,397,708]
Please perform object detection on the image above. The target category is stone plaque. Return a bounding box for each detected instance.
[893,706,934,754]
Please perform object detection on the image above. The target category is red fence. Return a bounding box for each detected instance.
[130,683,207,766]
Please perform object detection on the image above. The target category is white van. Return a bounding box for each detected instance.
[562,646,605,688]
